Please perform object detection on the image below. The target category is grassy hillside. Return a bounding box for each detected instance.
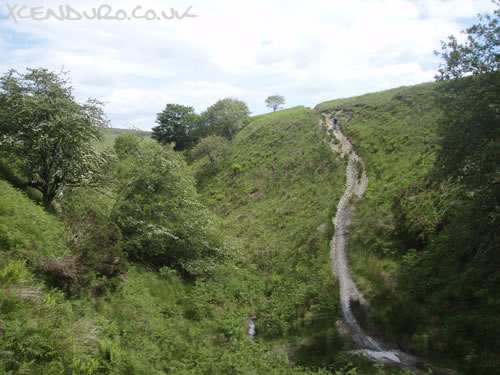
[194,108,347,330]
[192,106,390,372]
[4,83,495,374]
[0,179,324,374]
[2,106,386,374]
[99,128,152,149]
[316,81,499,374]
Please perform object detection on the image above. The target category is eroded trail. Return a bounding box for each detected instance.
[325,115,437,373]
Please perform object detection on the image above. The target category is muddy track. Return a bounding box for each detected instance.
[325,115,448,374]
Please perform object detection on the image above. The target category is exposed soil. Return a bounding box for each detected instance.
[325,115,448,374]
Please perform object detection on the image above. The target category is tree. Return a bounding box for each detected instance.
[434,8,499,80]
[265,95,285,112]
[190,135,231,174]
[433,7,499,188]
[201,98,250,139]
[112,142,224,275]
[0,68,108,209]
[113,132,142,160]
[152,104,200,151]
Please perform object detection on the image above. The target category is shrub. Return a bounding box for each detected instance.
[112,142,226,275]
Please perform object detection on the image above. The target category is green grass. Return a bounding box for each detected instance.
[188,104,432,373]
[316,82,441,286]
[192,106,359,369]
[0,180,316,374]
[316,81,499,374]
[0,180,67,260]
[317,82,444,354]
[98,128,152,150]
[0,104,363,374]
[7,81,493,374]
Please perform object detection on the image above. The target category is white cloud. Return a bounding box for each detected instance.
[0,0,497,129]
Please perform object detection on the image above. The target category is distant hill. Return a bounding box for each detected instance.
[99,127,152,149]
[102,127,152,137]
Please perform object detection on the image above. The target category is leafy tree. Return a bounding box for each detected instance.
[201,98,250,139]
[265,95,285,112]
[112,142,225,275]
[113,132,142,160]
[435,8,499,80]
[389,11,500,372]
[190,135,231,174]
[0,68,108,209]
[152,104,200,151]
[433,7,499,188]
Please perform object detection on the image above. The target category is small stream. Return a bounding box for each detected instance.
[247,318,256,343]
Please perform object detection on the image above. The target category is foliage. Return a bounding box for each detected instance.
[152,103,200,151]
[316,76,499,373]
[433,7,499,189]
[434,7,499,80]
[113,132,142,160]
[0,176,126,296]
[58,184,127,295]
[433,72,499,188]
[0,93,434,374]
[265,95,286,112]
[0,189,109,374]
[200,98,250,139]
[0,179,67,261]
[190,135,232,177]
[112,141,225,275]
[193,106,350,368]
[0,68,108,208]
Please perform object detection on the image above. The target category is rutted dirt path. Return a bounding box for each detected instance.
[324,115,445,373]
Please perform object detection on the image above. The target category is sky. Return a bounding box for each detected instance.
[0,0,497,130]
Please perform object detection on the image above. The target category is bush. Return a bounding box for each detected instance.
[113,132,141,159]
[112,142,226,275]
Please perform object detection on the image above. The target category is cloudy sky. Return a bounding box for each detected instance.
[1,0,496,130]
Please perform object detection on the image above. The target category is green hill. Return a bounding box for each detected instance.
[1,82,497,374]
[0,107,353,374]
[316,81,499,374]
[99,127,152,149]
[192,106,349,366]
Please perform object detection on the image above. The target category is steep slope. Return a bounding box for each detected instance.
[2,106,361,374]
[0,178,320,374]
[325,115,447,374]
[316,82,499,374]
[193,106,354,367]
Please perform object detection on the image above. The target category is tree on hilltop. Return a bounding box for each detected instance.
[265,95,285,112]
[201,98,250,139]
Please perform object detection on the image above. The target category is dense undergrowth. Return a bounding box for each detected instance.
[316,80,499,374]
[191,106,348,365]
[4,84,494,374]
[1,105,413,374]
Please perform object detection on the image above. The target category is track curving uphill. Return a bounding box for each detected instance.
[325,115,449,374]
